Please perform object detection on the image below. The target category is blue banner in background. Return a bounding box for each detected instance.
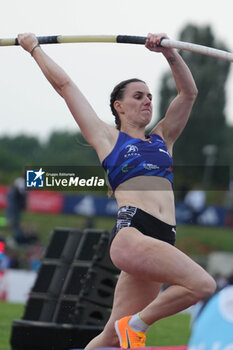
[175,203,227,226]
[62,194,229,227]
[196,205,226,226]
[1,185,230,227]
[63,194,118,217]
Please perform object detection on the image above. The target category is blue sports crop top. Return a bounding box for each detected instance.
[102,131,173,192]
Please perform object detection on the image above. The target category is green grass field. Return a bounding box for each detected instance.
[0,301,191,350]
[0,302,24,350]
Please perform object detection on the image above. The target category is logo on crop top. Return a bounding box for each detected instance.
[143,163,160,171]
[124,144,141,158]
[159,148,171,157]
[121,164,136,173]
[166,166,173,172]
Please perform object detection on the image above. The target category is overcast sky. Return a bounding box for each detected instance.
[1,0,233,142]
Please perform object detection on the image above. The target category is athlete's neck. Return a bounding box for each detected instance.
[120,128,148,140]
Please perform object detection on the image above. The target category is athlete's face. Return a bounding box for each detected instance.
[116,82,153,127]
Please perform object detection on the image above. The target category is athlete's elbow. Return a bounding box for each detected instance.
[192,86,198,99]
[187,86,198,100]
[182,87,198,103]
[55,78,73,98]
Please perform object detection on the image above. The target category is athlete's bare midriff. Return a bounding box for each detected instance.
[114,176,176,225]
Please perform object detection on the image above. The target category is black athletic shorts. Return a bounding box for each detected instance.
[110,206,176,246]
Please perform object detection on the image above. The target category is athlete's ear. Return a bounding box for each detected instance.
[114,100,124,115]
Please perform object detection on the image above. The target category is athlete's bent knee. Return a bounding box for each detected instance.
[195,274,216,301]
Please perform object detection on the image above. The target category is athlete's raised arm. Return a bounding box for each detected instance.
[17,33,117,158]
[145,33,198,151]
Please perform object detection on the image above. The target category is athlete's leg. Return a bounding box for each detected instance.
[85,271,162,349]
[110,227,216,325]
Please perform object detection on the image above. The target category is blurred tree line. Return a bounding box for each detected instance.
[0,24,233,191]
[0,131,99,184]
